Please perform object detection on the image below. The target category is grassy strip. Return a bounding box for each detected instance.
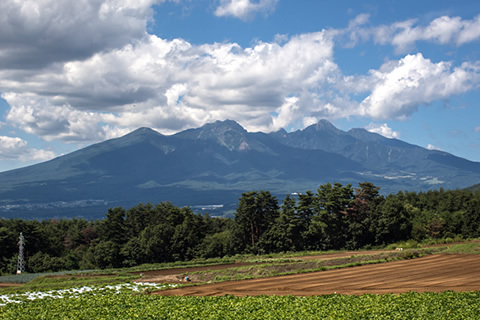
[0,269,98,284]
[90,257,240,275]
[386,237,480,250]
[0,274,141,294]
[437,241,480,254]
[0,257,239,284]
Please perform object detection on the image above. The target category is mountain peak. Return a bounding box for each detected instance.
[174,119,254,151]
[177,119,247,139]
[206,119,246,132]
[120,127,163,144]
[129,127,161,136]
[314,119,339,132]
[298,119,347,137]
[299,119,346,136]
[269,128,288,139]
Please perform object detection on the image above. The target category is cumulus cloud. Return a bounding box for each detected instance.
[2,31,341,139]
[0,136,56,162]
[214,0,278,21]
[365,123,400,139]
[2,32,480,143]
[0,136,27,158]
[0,0,158,69]
[358,54,480,120]
[3,92,109,143]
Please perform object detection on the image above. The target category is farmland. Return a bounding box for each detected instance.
[157,254,480,296]
[1,243,480,319]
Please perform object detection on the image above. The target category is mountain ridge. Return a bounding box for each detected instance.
[1,119,479,219]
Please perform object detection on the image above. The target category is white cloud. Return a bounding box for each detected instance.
[359,54,480,120]
[0,136,56,162]
[3,92,108,143]
[270,96,299,131]
[427,144,443,151]
[363,14,480,53]
[0,136,27,156]
[302,116,319,128]
[214,0,278,21]
[1,31,340,139]
[343,14,371,48]
[365,123,400,139]
[474,126,480,133]
[2,31,480,142]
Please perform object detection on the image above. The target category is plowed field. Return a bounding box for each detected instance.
[155,254,480,296]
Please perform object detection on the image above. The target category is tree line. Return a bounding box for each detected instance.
[1,182,479,274]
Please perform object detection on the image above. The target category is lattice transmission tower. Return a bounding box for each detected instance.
[17,232,25,274]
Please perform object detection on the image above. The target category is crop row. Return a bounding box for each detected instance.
[1,287,480,319]
[0,282,177,306]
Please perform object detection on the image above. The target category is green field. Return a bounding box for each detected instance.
[1,287,480,319]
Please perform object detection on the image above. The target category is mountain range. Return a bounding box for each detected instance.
[1,119,479,219]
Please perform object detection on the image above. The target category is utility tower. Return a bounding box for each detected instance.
[16,232,25,274]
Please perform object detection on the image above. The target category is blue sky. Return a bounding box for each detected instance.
[0,0,479,172]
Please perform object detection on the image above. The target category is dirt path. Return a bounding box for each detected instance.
[155,254,480,296]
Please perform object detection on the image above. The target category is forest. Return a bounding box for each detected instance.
[1,182,479,274]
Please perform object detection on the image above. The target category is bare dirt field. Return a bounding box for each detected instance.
[155,254,480,296]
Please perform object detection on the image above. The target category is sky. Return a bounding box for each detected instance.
[0,0,480,172]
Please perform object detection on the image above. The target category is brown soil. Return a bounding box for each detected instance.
[0,283,23,288]
[154,254,480,296]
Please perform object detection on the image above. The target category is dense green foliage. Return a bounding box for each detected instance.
[2,289,480,319]
[1,182,480,274]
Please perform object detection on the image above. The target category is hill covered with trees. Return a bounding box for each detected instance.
[466,183,480,192]
[1,182,479,274]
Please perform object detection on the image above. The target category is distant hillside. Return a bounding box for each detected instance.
[1,119,480,219]
[466,183,480,192]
